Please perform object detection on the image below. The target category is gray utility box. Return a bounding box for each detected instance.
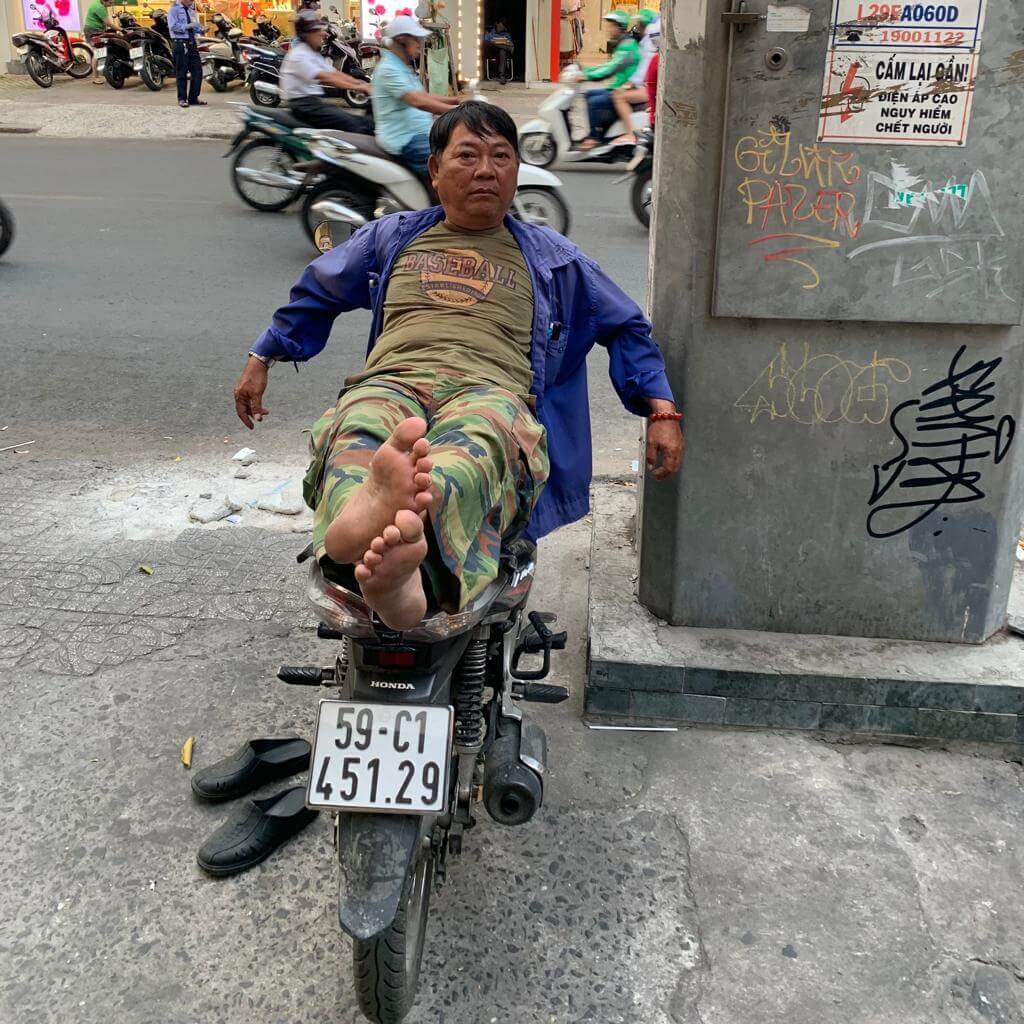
[638,0,1024,643]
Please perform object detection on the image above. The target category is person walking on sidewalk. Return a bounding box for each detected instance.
[168,0,206,109]
[83,0,114,84]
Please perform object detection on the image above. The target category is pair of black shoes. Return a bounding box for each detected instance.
[192,738,317,877]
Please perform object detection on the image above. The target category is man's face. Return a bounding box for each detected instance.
[429,123,518,231]
[397,34,422,60]
[304,27,326,48]
[606,22,622,40]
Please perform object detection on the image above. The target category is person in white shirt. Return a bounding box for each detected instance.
[281,10,372,133]
[610,9,660,147]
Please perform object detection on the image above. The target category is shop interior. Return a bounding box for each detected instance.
[481,0,524,82]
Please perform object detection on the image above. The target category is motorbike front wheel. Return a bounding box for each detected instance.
[139,54,164,91]
[231,138,303,212]
[104,61,126,89]
[352,851,434,1024]
[25,52,54,88]
[250,80,280,107]
[630,169,653,230]
[67,43,94,79]
[343,87,370,108]
[519,131,557,168]
[513,186,571,236]
[0,200,14,259]
[301,180,375,254]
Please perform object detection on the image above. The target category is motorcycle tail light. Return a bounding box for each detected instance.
[370,649,418,668]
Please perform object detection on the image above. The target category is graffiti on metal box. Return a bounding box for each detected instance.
[866,345,1015,538]
[734,127,863,290]
[735,343,912,426]
[848,166,1012,301]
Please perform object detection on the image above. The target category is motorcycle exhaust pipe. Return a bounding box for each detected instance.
[310,200,367,228]
[234,168,303,188]
[253,80,280,95]
[483,720,546,826]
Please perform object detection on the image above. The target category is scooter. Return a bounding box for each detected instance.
[295,125,571,254]
[131,6,177,90]
[92,9,154,90]
[322,20,371,108]
[198,10,247,91]
[241,39,285,107]
[249,13,281,45]
[328,7,379,73]
[518,64,649,168]
[284,534,567,1024]
[10,4,92,88]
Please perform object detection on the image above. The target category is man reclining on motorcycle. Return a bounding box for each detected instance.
[233,101,683,631]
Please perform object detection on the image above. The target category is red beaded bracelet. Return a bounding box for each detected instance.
[649,411,683,422]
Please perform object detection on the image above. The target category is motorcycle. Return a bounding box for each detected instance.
[615,127,653,229]
[198,10,247,92]
[133,8,175,90]
[226,102,318,212]
[249,13,282,45]
[93,10,161,90]
[518,64,650,168]
[0,199,14,259]
[295,126,571,254]
[322,20,371,108]
[241,38,286,107]
[283,534,567,1024]
[328,7,380,73]
[10,3,92,88]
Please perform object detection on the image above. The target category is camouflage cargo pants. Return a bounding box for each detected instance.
[303,369,549,611]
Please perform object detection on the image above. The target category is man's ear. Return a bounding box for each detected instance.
[427,153,440,187]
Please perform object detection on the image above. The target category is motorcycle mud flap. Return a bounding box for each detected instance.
[337,813,427,940]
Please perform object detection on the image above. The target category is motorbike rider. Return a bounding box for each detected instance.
[372,14,460,179]
[234,101,683,631]
[280,9,372,133]
[578,10,641,151]
[83,0,114,83]
[609,8,659,146]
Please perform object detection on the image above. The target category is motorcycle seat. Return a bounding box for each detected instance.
[253,107,306,129]
[319,131,406,165]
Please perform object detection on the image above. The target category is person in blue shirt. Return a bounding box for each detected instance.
[484,18,514,85]
[233,102,682,630]
[372,14,459,179]
[167,0,205,109]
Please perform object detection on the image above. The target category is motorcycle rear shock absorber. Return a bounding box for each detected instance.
[452,637,487,752]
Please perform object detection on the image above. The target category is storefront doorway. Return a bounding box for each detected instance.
[482,0,524,82]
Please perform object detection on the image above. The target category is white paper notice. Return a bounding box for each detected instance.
[767,3,812,32]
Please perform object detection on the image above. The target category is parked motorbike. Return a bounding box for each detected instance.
[226,103,318,212]
[10,4,92,88]
[296,126,571,254]
[615,128,653,229]
[249,13,281,45]
[198,10,247,92]
[328,7,380,73]
[134,8,175,90]
[283,535,567,1023]
[92,10,159,90]
[241,39,285,107]
[322,20,371,108]
[518,64,649,168]
[0,199,14,259]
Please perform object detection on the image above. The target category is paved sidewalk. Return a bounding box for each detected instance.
[0,73,553,139]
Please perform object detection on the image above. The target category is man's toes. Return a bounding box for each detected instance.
[387,417,428,453]
[382,524,402,547]
[394,508,426,543]
[411,437,431,459]
[354,563,373,583]
[414,455,433,474]
[413,472,431,491]
[370,536,387,556]
[363,548,383,567]
[413,489,433,513]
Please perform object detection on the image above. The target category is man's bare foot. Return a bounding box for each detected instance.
[354,509,429,630]
[325,417,434,564]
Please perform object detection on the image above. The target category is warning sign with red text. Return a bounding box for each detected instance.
[818,49,978,146]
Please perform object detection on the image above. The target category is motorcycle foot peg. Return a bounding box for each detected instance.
[512,683,570,704]
[316,623,348,641]
[483,725,544,826]
[277,664,335,686]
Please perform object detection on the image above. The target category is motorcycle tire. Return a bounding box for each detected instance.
[513,186,571,237]
[630,169,653,230]
[250,80,280,107]
[140,55,164,91]
[518,131,557,169]
[210,69,228,92]
[25,52,54,88]
[67,43,94,79]
[343,87,369,108]
[104,61,126,89]
[231,138,303,213]
[352,851,434,1024]
[301,180,375,254]
[0,200,14,259]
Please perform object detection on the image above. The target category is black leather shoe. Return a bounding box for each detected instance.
[197,786,318,877]
[191,738,311,802]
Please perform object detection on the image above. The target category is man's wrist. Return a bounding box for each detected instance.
[248,351,274,369]
[646,397,677,416]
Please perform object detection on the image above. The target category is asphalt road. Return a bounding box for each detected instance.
[0,137,645,476]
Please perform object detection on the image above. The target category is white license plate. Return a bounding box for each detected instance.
[129,46,144,58]
[94,46,106,59]
[308,700,452,814]
[202,64,214,77]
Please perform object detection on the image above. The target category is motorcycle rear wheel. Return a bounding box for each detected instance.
[25,52,54,88]
[352,850,434,1024]
[67,44,93,79]
[140,55,164,91]
[344,87,370,108]
[301,180,375,254]
[104,61,126,89]
[250,80,280,107]
[231,138,302,212]
[513,186,571,236]
[0,200,14,259]
[630,169,653,230]
[519,131,557,168]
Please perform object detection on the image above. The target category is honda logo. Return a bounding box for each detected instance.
[370,679,415,691]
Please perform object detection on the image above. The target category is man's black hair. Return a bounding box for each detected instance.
[429,101,519,159]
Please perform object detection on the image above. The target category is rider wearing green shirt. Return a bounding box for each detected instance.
[580,11,641,149]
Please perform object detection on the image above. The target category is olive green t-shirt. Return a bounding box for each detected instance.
[84,0,108,33]
[364,221,535,395]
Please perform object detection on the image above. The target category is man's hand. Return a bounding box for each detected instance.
[645,399,684,480]
[234,356,270,430]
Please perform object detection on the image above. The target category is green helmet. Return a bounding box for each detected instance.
[633,8,657,28]
[603,10,630,29]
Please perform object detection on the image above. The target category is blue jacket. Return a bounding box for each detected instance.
[251,207,674,539]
